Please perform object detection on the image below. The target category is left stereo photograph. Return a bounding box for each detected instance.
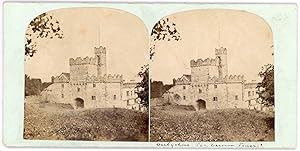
[23,7,149,141]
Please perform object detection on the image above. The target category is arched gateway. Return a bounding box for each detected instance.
[196,99,206,110]
[74,98,84,109]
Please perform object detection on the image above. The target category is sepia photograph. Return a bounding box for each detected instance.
[23,8,149,141]
[150,9,275,142]
[2,2,297,149]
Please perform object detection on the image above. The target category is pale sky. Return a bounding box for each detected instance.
[25,7,148,82]
[150,9,274,84]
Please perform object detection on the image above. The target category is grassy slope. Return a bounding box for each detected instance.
[150,105,274,142]
[24,103,148,141]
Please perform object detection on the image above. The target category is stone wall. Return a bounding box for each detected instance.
[41,82,71,104]
[42,81,130,109]
[164,81,248,110]
[226,82,247,108]
[162,84,192,105]
[70,64,97,81]
[206,83,228,109]
[191,65,218,82]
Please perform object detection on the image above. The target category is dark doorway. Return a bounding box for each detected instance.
[74,98,84,109]
[196,99,206,110]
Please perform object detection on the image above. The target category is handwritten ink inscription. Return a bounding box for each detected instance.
[156,142,264,149]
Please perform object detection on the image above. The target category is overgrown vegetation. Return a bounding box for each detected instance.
[257,64,274,106]
[150,81,173,98]
[151,106,274,141]
[25,74,52,96]
[24,103,148,141]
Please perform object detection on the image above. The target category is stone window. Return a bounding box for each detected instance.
[199,89,202,93]
[235,95,239,100]
[92,96,96,100]
[131,91,133,96]
[114,95,117,100]
[252,91,255,96]
[77,88,80,92]
[183,96,186,100]
[61,94,64,98]
[126,91,129,96]
[93,83,96,88]
[183,86,186,89]
[127,100,130,105]
[213,97,218,101]
[214,84,217,88]
[248,91,251,96]
[61,84,64,88]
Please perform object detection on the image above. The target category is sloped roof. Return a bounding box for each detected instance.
[61,73,70,80]
[182,74,191,81]
[53,72,70,83]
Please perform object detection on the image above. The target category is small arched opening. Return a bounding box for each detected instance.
[196,99,206,110]
[74,98,84,109]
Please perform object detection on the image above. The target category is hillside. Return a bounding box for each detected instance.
[24,103,148,141]
[150,105,274,141]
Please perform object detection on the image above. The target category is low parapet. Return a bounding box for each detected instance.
[245,82,258,89]
[224,75,244,82]
[86,74,123,83]
[190,58,217,67]
[123,82,138,88]
[69,56,97,65]
[94,46,106,54]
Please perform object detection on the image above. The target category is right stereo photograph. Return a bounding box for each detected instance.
[150,9,274,142]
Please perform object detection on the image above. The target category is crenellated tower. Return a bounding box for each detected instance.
[68,46,107,82]
[190,58,218,82]
[94,46,107,77]
[69,56,97,82]
[215,47,228,78]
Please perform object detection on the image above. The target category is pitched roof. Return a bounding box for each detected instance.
[182,74,191,81]
[61,73,70,80]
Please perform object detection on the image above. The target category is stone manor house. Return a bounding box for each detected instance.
[163,47,262,110]
[42,46,144,111]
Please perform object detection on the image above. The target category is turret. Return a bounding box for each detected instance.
[215,47,228,78]
[94,46,107,77]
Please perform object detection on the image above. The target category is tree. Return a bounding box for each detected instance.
[25,13,63,57]
[151,81,174,98]
[25,74,42,96]
[136,17,181,109]
[256,64,274,106]
[150,17,182,59]
[136,65,149,108]
[150,81,164,98]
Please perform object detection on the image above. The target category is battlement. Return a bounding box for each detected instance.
[215,47,227,55]
[190,58,217,67]
[69,56,97,65]
[94,46,106,54]
[224,75,244,82]
[86,74,123,83]
[208,74,244,83]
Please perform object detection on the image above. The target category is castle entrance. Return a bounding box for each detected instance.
[196,99,206,110]
[74,98,84,109]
